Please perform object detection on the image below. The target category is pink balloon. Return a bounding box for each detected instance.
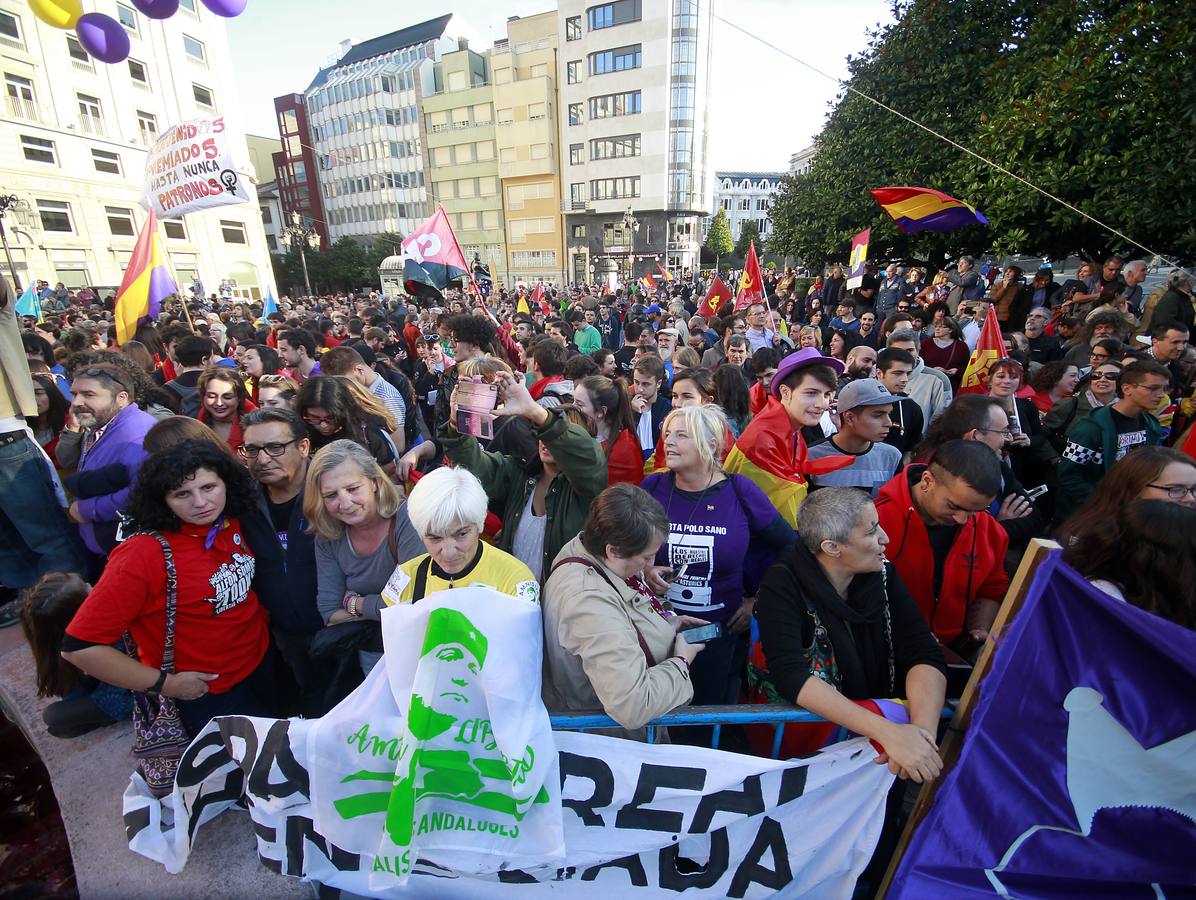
[132,0,180,19]
[199,0,247,16]
[76,13,130,65]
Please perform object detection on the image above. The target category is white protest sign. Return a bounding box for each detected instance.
[123,588,894,897]
[141,115,251,219]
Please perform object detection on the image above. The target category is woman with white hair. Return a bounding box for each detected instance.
[747,487,946,773]
[307,440,425,676]
[640,404,794,711]
[381,466,539,606]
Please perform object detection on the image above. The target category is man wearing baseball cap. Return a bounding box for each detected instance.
[807,380,903,497]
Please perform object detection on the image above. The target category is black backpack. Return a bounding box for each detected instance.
[164,378,201,418]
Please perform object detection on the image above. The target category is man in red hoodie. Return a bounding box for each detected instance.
[874,439,1008,653]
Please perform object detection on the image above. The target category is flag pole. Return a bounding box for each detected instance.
[155,214,195,333]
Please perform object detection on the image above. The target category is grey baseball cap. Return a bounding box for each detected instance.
[837,379,895,413]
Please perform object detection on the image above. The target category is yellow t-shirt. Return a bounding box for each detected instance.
[381,541,540,607]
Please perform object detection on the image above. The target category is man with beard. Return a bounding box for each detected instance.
[66,363,156,561]
[1023,307,1063,365]
[838,345,877,388]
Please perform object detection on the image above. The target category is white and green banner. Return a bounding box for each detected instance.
[124,587,895,897]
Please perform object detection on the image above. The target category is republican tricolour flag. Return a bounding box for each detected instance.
[732,240,766,311]
[656,262,673,283]
[959,306,1005,394]
[114,209,176,346]
[639,272,658,296]
[845,228,870,290]
[15,282,43,323]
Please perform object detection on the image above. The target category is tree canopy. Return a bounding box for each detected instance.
[769,0,1196,270]
[704,208,734,264]
[271,232,408,295]
[735,220,762,258]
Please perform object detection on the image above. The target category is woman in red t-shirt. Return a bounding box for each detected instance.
[573,375,643,485]
[63,440,275,736]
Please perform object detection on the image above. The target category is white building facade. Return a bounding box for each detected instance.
[707,171,784,244]
[557,0,714,285]
[789,143,816,177]
[0,0,274,300]
[301,17,459,243]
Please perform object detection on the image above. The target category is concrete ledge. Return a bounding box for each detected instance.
[0,641,310,899]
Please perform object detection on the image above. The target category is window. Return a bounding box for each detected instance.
[588,0,641,30]
[192,83,214,108]
[496,107,513,124]
[739,199,750,211]
[511,250,557,268]
[567,60,581,84]
[260,206,272,224]
[721,198,731,210]
[37,200,73,233]
[220,220,247,244]
[530,143,548,159]
[5,74,35,119]
[21,135,55,164]
[66,34,90,64]
[128,58,149,86]
[106,206,136,236]
[528,102,546,120]
[572,224,586,239]
[136,109,158,144]
[178,0,196,10]
[565,16,581,40]
[590,176,639,200]
[77,93,103,133]
[589,44,640,75]
[590,133,640,159]
[569,143,584,165]
[0,11,23,48]
[589,90,640,119]
[182,34,205,63]
[757,198,768,210]
[92,148,121,174]
[116,3,138,34]
[568,103,582,126]
[570,182,585,204]
[162,219,186,240]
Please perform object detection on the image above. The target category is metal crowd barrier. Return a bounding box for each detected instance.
[549,703,958,758]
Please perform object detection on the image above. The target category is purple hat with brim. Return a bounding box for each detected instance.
[770,347,845,398]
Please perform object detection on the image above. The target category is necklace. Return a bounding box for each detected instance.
[665,466,719,535]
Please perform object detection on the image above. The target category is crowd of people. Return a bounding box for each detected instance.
[2,251,1194,884]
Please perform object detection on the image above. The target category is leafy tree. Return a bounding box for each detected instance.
[735,220,762,259]
[768,0,1196,269]
[704,208,734,268]
[325,237,373,291]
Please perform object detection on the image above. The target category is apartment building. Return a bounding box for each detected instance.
[708,171,784,244]
[492,12,566,287]
[279,15,458,246]
[0,0,274,298]
[419,43,507,285]
[557,0,714,285]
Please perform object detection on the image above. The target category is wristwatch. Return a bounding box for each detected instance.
[147,670,168,694]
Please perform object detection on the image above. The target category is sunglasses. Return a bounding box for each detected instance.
[420,334,441,343]
[1091,371,1118,381]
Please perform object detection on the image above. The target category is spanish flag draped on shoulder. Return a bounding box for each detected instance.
[725,401,852,528]
[958,306,1005,395]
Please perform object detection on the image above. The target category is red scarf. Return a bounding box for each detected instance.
[528,375,562,401]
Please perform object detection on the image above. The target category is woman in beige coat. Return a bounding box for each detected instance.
[542,483,706,739]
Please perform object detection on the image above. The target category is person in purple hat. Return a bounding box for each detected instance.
[725,347,854,528]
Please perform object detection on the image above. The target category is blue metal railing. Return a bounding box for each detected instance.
[549,703,957,758]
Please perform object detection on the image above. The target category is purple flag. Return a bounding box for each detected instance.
[888,554,1196,899]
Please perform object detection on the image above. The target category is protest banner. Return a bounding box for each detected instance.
[124,587,896,897]
[845,229,870,291]
[881,543,1196,897]
[141,115,251,219]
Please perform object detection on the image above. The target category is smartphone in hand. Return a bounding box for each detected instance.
[680,622,723,644]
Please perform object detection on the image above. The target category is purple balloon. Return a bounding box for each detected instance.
[132,0,180,19]
[76,13,130,65]
[199,0,247,16]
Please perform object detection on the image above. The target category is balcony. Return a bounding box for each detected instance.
[79,115,106,137]
[71,58,94,74]
[561,200,590,213]
[6,96,39,121]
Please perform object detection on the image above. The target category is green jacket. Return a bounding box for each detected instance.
[440,410,608,579]
[1056,403,1162,521]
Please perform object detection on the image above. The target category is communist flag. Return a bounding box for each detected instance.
[958,308,1005,394]
[733,241,765,311]
[114,210,176,346]
[869,186,988,234]
[698,275,732,318]
[724,402,853,528]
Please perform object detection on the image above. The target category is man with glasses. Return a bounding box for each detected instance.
[1057,360,1169,519]
[66,363,157,562]
[1023,307,1063,364]
[700,315,747,369]
[744,303,778,352]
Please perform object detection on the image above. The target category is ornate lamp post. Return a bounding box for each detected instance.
[0,194,31,292]
[622,206,640,284]
[280,210,320,297]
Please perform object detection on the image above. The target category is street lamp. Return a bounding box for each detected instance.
[622,206,640,283]
[280,210,321,297]
[0,194,30,292]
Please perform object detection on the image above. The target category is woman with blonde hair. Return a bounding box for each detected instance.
[306,440,425,675]
[639,404,795,716]
[256,374,299,412]
[797,325,823,351]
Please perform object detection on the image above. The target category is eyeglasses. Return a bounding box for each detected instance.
[1146,483,1196,501]
[302,412,337,427]
[421,333,441,343]
[239,439,300,459]
[976,427,1014,439]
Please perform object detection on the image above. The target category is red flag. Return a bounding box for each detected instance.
[699,275,732,318]
[529,282,544,310]
[401,205,472,294]
[733,241,766,312]
[958,309,1006,395]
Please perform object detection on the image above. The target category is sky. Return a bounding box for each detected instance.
[226,0,895,174]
